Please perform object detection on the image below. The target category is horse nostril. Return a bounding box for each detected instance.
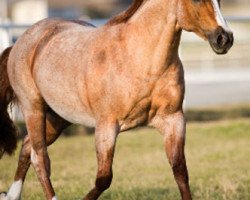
[216,32,231,48]
[217,34,224,47]
[208,27,234,54]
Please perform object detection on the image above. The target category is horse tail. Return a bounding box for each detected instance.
[0,46,17,159]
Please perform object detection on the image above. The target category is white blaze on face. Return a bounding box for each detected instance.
[211,0,231,31]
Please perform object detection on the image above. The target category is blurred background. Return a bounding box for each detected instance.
[1,0,250,121]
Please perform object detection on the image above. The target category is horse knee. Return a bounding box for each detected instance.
[95,174,113,191]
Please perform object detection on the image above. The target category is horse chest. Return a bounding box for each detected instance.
[153,78,184,111]
[119,79,184,131]
[120,96,151,131]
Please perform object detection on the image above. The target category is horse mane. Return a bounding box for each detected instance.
[107,0,145,26]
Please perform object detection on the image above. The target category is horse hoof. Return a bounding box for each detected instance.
[0,192,7,200]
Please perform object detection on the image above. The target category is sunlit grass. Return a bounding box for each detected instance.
[0,119,250,200]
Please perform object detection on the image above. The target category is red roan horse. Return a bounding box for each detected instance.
[0,0,233,199]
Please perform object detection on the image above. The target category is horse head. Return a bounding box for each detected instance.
[177,0,233,54]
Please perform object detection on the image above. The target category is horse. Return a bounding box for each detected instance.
[0,0,233,199]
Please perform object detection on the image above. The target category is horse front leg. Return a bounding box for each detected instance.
[83,121,119,200]
[154,111,192,200]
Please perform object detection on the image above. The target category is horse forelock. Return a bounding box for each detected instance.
[107,0,145,26]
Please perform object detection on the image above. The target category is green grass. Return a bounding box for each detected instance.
[186,104,250,122]
[0,119,250,200]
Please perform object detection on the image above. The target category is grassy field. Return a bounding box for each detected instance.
[0,119,250,200]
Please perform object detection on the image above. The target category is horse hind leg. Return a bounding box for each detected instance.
[0,109,70,200]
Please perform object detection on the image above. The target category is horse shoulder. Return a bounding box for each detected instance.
[151,60,185,116]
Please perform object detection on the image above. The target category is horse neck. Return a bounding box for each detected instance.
[126,0,182,73]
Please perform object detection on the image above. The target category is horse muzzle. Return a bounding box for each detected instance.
[208,27,234,55]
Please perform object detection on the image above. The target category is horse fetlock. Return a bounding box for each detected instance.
[0,180,23,200]
[95,175,113,191]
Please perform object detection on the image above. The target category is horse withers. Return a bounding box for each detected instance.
[0,0,233,199]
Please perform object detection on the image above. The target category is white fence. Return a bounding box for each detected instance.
[1,16,250,51]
